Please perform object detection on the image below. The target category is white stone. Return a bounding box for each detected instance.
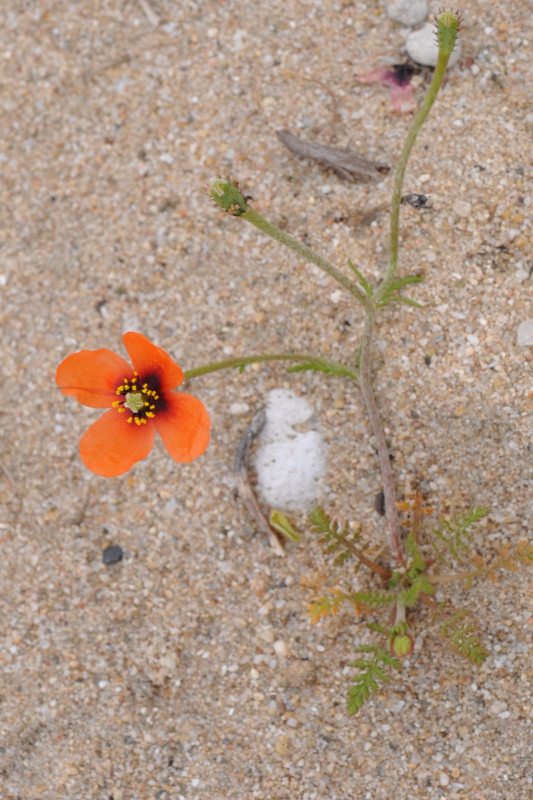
[517,319,533,346]
[254,389,326,511]
[229,401,250,415]
[452,200,472,218]
[273,640,289,658]
[406,22,462,68]
[386,0,428,27]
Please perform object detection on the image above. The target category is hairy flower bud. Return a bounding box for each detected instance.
[434,8,462,57]
[209,177,250,215]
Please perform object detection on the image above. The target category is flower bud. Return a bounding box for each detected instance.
[209,177,250,215]
[434,9,462,58]
[390,632,414,658]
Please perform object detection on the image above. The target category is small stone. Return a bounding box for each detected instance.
[102,544,123,565]
[386,0,428,27]
[229,402,250,415]
[489,699,508,715]
[452,200,472,218]
[273,639,289,658]
[517,319,533,346]
[406,23,462,68]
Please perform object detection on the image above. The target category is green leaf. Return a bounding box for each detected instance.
[287,358,357,380]
[439,611,488,665]
[378,295,423,308]
[348,259,373,297]
[405,532,426,575]
[347,644,402,715]
[309,506,361,564]
[400,574,435,607]
[352,590,396,609]
[388,274,423,290]
[269,510,301,541]
[432,506,489,564]
[377,274,423,308]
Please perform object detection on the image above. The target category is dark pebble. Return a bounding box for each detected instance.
[102,544,123,565]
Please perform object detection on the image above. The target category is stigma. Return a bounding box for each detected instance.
[112,371,159,425]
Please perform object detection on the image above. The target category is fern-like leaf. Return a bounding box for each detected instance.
[405,532,426,576]
[308,590,352,624]
[432,506,489,564]
[439,611,488,665]
[351,590,396,610]
[400,574,435,607]
[347,645,402,715]
[309,506,361,564]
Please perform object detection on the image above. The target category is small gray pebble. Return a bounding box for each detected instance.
[406,22,462,67]
[386,0,428,28]
[517,319,533,346]
[102,544,123,565]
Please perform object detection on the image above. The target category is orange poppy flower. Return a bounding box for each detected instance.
[56,332,210,477]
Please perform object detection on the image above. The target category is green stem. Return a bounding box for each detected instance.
[183,353,357,382]
[241,207,370,308]
[374,47,453,305]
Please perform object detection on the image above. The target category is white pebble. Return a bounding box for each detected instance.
[229,402,250,415]
[406,23,462,67]
[273,639,289,658]
[254,390,326,511]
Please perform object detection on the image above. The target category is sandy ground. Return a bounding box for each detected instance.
[1,1,532,798]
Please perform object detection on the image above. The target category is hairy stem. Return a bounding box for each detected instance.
[374,46,455,305]
[241,207,370,308]
[183,353,357,381]
[359,308,404,565]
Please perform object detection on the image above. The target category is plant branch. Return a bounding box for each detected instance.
[374,41,455,305]
[359,307,404,566]
[240,207,370,307]
[183,353,357,381]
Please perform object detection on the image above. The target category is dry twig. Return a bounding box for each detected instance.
[234,410,285,556]
[277,129,389,182]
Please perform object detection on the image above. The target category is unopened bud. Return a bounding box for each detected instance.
[209,178,250,216]
[434,9,462,58]
[390,632,414,658]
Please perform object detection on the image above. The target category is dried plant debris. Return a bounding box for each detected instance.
[358,63,419,113]
[277,129,389,182]
[233,409,285,556]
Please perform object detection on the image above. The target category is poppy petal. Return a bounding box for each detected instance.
[155,392,210,463]
[79,409,156,476]
[123,332,184,392]
[56,348,132,408]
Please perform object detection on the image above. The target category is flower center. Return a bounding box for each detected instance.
[113,372,160,425]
